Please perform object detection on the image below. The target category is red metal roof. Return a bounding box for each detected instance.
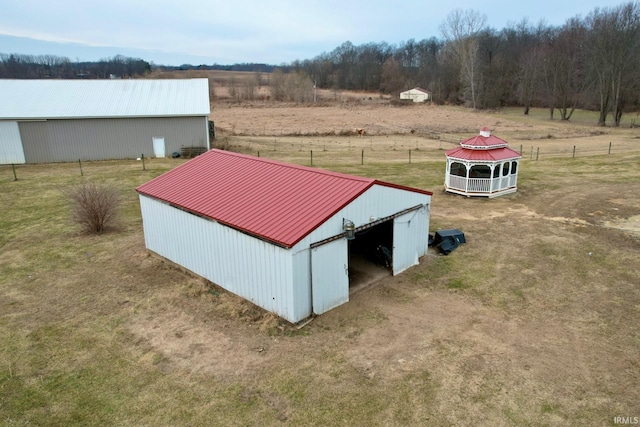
[459,132,509,149]
[446,127,521,161]
[137,149,432,248]
[446,146,522,161]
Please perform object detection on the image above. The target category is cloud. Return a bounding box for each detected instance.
[0,0,615,65]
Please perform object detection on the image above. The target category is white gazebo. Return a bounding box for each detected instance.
[444,127,522,198]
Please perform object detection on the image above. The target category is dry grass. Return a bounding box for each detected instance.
[1,103,640,426]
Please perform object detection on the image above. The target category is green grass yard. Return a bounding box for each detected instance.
[1,145,639,426]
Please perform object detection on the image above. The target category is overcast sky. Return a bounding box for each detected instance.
[0,0,615,66]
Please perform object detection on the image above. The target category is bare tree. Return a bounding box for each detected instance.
[380,57,405,94]
[228,76,240,102]
[517,44,543,115]
[268,69,314,103]
[585,2,640,126]
[285,71,314,103]
[553,19,589,120]
[241,76,257,101]
[270,68,287,101]
[440,9,487,109]
[64,183,121,234]
[208,77,216,101]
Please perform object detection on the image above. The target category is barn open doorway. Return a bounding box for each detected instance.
[348,220,393,293]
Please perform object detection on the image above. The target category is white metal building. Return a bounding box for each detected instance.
[136,149,432,323]
[0,79,210,164]
[400,87,432,103]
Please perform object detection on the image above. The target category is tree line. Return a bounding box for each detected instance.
[0,54,151,79]
[290,1,640,126]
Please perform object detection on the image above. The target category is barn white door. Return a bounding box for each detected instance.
[392,212,420,275]
[0,121,25,164]
[311,238,349,315]
[152,137,165,158]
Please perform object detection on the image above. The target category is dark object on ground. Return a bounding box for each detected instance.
[376,245,392,268]
[172,151,181,158]
[432,229,466,255]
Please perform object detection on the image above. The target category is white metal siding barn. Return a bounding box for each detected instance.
[400,87,432,103]
[0,79,210,164]
[136,149,432,323]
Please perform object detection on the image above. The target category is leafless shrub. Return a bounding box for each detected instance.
[269,68,314,103]
[64,182,121,233]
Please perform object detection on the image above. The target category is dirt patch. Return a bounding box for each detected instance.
[604,215,640,236]
[132,310,275,377]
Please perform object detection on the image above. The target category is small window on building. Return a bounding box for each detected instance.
[493,166,500,178]
[511,161,518,174]
[502,162,510,176]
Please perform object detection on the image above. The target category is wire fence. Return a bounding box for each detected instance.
[222,136,640,167]
[513,141,626,160]
[3,136,639,181]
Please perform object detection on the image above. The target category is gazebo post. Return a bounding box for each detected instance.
[465,161,470,193]
[445,158,450,188]
[489,164,495,194]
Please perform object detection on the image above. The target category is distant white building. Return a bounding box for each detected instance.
[0,79,210,164]
[400,87,432,103]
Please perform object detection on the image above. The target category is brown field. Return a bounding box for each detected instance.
[1,96,640,426]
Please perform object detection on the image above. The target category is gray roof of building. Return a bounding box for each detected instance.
[0,78,210,120]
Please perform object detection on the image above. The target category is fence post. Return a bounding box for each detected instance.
[536,147,540,161]
[141,153,146,171]
[78,159,83,176]
[409,149,412,164]
[609,141,612,155]
[361,150,364,165]
[257,151,260,158]
[572,146,576,158]
[310,150,313,166]
[520,144,523,155]
[11,164,17,181]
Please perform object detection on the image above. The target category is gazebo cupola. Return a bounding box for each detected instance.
[444,127,522,198]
